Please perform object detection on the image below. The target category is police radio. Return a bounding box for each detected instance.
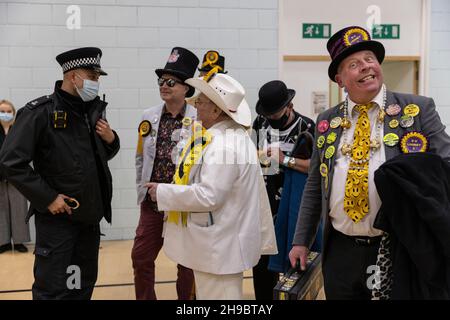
[101,94,106,120]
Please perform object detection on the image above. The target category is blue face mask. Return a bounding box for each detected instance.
[74,73,100,102]
[0,112,14,122]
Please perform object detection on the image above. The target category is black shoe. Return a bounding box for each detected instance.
[0,243,12,254]
[14,244,28,253]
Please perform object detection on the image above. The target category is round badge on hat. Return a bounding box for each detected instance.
[385,104,401,117]
[330,117,342,129]
[383,133,399,147]
[138,120,151,137]
[403,104,420,117]
[400,115,414,128]
[318,120,330,133]
[325,146,335,159]
[343,28,369,47]
[400,131,428,153]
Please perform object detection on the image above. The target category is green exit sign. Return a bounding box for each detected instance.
[302,23,331,39]
[372,24,400,39]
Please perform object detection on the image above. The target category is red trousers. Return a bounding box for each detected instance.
[131,200,194,300]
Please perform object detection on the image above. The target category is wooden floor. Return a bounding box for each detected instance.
[0,240,254,300]
[0,240,325,300]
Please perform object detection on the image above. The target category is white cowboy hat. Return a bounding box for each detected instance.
[185,74,252,127]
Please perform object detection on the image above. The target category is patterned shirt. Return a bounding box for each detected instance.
[148,105,186,211]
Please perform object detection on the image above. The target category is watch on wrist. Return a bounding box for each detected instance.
[288,157,296,168]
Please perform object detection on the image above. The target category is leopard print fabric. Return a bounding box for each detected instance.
[371,232,393,300]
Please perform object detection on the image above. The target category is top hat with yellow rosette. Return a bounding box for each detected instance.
[198,50,227,74]
[327,26,385,82]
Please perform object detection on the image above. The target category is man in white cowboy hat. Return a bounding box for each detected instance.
[146,73,277,300]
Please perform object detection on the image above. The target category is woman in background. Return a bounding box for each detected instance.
[0,99,30,254]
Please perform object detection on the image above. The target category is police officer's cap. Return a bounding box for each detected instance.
[56,47,107,76]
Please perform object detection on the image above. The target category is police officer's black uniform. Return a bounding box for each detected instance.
[0,47,120,300]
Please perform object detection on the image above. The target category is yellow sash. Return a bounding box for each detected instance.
[167,121,213,226]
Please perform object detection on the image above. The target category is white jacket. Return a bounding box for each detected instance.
[157,119,277,275]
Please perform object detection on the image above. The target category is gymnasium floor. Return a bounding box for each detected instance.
[0,240,257,300]
[0,240,325,300]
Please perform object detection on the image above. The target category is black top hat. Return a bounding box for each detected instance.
[155,47,199,97]
[256,80,296,116]
[198,50,227,74]
[56,47,107,76]
[327,26,385,82]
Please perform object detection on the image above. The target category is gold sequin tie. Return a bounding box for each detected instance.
[344,104,371,223]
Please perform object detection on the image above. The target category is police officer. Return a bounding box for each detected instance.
[0,47,120,300]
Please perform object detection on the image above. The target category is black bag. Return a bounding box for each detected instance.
[273,251,323,300]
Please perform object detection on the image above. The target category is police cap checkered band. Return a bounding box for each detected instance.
[56,47,107,75]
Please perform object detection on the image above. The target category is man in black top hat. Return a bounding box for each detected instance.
[252,80,315,300]
[289,26,450,299]
[198,50,227,77]
[132,47,199,300]
[0,47,120,300]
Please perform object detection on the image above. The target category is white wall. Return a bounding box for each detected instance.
[279,0,424,120]
[0,0,279,241]
[429,0,450,133]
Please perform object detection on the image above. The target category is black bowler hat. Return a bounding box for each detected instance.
[198,50,227,74]
[255,80,296,116]
[327,26,385,82]
[155,47,199,97]
[56,47,107,76]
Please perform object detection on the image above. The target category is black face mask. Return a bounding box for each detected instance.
[267,111,289,129]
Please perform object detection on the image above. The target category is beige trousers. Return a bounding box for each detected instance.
[193,270,243,300]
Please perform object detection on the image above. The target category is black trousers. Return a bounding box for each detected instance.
[32,213,100,300]
[252,254,279,300]
[322,228,380,300]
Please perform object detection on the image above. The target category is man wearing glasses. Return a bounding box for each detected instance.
[132,47,199,300]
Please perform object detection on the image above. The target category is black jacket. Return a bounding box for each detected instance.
[0,81,120,225]
[0,126,5,181]
[374,152,450,299]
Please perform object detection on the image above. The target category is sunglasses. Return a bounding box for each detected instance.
[157,77,183,87]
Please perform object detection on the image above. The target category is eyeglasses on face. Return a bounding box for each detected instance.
[157,77,183,87]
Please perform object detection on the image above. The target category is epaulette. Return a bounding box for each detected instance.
[26,95,53,110]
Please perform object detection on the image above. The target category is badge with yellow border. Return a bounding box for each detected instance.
[343,28,369,47]
[400,131,428,153]
[138,120,151,137]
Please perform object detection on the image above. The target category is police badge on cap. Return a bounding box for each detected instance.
[56,47,107,76]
